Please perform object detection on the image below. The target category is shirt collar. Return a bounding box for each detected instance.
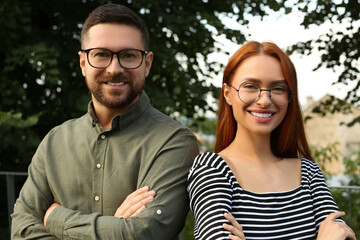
[87,90,150,131]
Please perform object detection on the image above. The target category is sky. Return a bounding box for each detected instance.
[208,7,353,109]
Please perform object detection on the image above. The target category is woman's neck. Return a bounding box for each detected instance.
[218,128,302,193]
[225,130,275,163]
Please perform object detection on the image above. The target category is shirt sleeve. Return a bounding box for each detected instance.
[187,154,234,240]
[11,136,57,239]
[44,129,199,240]
[309,162,342,231]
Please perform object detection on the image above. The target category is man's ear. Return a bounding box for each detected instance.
[223,83,232,106]
[78,51,86,77]
[144,51,153,77]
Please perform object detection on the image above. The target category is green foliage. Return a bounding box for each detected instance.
[192,117,218,136]
[0,0,286,172]
[310,142,339,178]
[311,95,352,116]
[0,111,39,128]
[0,111,41,170]
[286,0,360,124]
[309,142,360,235]
[344,145,360,185]
[187,117,217,153]
[308,142,360,234]
[183,211,195,240]
[330,145,360,237]
[331,188,360,237]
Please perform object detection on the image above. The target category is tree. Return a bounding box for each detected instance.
[287,0,360,125]
[0,0,286,172]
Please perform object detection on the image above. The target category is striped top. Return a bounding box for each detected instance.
[187,152,340,240]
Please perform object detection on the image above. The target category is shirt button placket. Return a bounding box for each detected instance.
[92,133,107,213]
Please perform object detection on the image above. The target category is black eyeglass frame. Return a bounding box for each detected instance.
[228,82,293,106]
[81,48,149,69]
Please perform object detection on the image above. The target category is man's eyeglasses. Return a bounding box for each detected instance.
[229,81,292,106]
[81,48,149,69]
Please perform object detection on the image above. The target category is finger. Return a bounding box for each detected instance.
[131,205,146,217]
[122,194,154,216]
[128,195,154,212]
[127,186,150,198]
[114,188,155,218]
[123,190,155,208]
[338,222,357,240]
[223,224,245,238]
[229,234,242,240]
[44,203,61,226]
[224,212,242,230]
[347,230,356,240]
[126,186,156,201]
[325,211,345,221]
[116,201,145,219]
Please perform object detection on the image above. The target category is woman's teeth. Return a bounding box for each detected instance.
[250,112,273,118]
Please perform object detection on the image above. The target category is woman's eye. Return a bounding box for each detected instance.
[243,84,258,89]
[272,86,287,92]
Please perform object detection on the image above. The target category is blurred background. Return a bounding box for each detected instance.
[0,0,359,239]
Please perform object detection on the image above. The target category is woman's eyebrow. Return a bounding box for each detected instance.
[242,78,286,84]
[241,77,261,83]
[271,80,287,84]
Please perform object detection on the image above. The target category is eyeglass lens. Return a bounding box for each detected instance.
[238,81,291,105]
[87,49,144,69]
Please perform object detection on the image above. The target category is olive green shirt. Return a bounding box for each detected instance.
[11,91,199,239]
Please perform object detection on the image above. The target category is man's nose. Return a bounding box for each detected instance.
[106,55,125,74]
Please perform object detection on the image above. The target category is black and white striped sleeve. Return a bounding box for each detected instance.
[306,159,341,229]
[187,153,233,240]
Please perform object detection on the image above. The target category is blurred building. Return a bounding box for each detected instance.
[303,95,360,174]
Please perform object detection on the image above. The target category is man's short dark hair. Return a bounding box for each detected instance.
[81,4,149,49]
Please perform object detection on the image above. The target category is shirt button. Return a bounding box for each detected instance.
[94,196,100,201]
[100,135,105,139]
[96,163,102,169]
[156,209,162,215]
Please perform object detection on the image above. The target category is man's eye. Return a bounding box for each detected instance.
[123,53,136,59]
[94,52,110,58]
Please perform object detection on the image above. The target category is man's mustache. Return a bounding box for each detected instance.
[96,74,132,83]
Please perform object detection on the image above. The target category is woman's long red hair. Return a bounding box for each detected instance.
[215,41,312,161]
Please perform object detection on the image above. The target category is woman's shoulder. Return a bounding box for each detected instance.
[300,157,325,182]
[192,152,227,169]
[301,157,321,171]
[188,152,236,192]
[189,152,233,178]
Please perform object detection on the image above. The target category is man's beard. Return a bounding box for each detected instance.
[86,74,144,109]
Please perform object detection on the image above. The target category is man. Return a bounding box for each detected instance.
[11,3,199,239]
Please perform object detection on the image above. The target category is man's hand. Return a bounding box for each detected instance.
[43,186,154,226]
[44,203,61,226]
[114,186,156,219]
[317,211,357,240]
[223,212,246,240]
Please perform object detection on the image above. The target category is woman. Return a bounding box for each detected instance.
[187,41,356,240]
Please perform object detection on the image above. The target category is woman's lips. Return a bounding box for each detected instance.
[248,111,276,123]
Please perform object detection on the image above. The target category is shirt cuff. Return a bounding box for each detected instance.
[45,206,73,238]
